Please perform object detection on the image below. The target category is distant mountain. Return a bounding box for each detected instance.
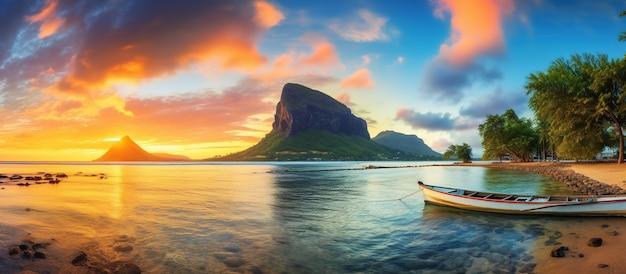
[213,83,439,161]
[94,136,189,161]
[372,130,442,158]
[152,153,191,161]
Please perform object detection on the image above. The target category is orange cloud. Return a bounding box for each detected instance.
[298,34,344,68]
[433,0,514,66]
[341,68,375,88]
[25,0,64,38]
[299,42,341,67]
[336,93,352,106]
[254,34,344,83]
[254,1,284,28]
[38,1,282,117]
[3,79,279,160]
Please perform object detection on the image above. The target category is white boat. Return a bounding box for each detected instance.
[418,181,626,216]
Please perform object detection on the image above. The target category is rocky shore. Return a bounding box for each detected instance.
[487,163,625,195]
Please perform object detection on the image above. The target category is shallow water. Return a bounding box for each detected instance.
[0,161,608,273]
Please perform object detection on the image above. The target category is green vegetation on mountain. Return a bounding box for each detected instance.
[215,130,439,161]
[209,83,444,161]
[372,130,442,157]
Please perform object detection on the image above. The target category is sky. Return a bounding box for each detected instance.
[1,0,625,161]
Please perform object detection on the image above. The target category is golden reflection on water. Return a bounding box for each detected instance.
[2,162,599,273]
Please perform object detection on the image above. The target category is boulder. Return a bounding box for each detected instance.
[550,246,568,257]
[588,238,603,247]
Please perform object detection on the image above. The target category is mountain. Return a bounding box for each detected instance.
[273,83,369,138]
[94,136,189,161]
[152,153,191,161]
[214,83,439,161]
[372,130,442,157]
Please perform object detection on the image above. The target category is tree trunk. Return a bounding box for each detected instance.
[617,120,624,164]
[606,111,624,164]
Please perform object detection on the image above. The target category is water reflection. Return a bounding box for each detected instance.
[0,162,590,273]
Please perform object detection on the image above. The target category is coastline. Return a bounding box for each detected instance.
[464,161,626,273]
[460,162,625,195]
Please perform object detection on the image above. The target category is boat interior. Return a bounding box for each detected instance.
[429,185,592,203]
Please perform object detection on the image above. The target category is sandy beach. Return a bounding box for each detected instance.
[502,162,626,273]
[566,163,626,190]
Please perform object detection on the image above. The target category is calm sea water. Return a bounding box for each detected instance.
[0,161,614,273]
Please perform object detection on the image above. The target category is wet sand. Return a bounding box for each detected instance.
[457,162,626,272]
[500,162,626,273]
[533,217,626,273]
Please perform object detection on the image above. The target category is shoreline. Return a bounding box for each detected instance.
[458,162,625,195]
[460,161,626,273]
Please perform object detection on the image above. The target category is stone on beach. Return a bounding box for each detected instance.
[487,163,624,195]
[550,246,568,257]
[588,238,603,247]
[71,251,89,266]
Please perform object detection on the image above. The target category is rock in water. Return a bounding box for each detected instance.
[272,83,369,138]
[72,251,89,265]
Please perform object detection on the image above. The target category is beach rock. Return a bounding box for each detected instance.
[588,238,603,247]
[489,163,625,195]
[22,250,33,259]
[8,245,21,256]
[607,231,619,236]
[32,243,49,251]
[222,256,245,268]
[115,262,142,274]
[550,246,568,257]
[72,251,89,265]
[34,250,47,259]
[113,244,134,253]
[223,244,241,253]
[519,263,536,273]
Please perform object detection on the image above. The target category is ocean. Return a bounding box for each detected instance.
[0,161,618,273]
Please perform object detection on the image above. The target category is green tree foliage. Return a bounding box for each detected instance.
[526,53,626,162]
[478,109,538,162]
[442,143,473,163]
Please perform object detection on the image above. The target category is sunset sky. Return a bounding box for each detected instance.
[1,0,625,161]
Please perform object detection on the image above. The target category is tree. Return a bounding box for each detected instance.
[443,143,473,163]
[535,119,553,161]
[589,56,626,162]
[526,53,624,162]
[478,109,538,162]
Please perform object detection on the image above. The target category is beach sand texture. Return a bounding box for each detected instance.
[526,162,626,273]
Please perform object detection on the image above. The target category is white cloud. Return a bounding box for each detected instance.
[329,9,389,42]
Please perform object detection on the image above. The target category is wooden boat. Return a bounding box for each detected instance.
[418,181,626,216]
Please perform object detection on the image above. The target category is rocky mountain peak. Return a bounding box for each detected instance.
[272,83,370,138]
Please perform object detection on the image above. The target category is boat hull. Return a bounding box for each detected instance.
[419,181,626,216]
